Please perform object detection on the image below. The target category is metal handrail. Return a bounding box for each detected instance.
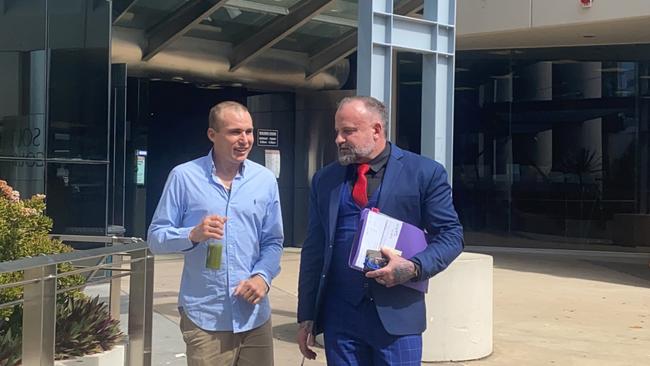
[0,235,153,366]
[0,241,148,274]
[49,234,144,245]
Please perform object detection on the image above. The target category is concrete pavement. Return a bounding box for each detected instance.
[124,248,650,365]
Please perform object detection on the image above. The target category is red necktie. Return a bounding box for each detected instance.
[352,163,370,207]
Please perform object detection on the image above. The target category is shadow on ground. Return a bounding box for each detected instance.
[489,253,650,288]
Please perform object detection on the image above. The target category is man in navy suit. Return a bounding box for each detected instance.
[296,96,464,365]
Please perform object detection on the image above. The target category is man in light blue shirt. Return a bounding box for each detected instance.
[148,101,283,366]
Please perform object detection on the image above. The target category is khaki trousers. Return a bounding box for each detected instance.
[180,310,274,366]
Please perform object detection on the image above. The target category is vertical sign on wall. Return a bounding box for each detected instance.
[136,150,147,185]
[256,129,279,147]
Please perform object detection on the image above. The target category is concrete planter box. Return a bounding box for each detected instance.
[55,344,125,366]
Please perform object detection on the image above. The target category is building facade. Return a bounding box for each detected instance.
[1,0,649,252]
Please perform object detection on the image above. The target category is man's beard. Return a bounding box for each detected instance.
[337,142,374,166]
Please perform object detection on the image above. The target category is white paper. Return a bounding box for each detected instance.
[264,149,281,178]
[353,211,403,269]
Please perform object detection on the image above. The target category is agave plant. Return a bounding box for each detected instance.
[0,305,22,366]
[0,328,21,366]
[55,296,123,359]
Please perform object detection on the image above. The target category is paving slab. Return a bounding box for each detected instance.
[104,248,649,365]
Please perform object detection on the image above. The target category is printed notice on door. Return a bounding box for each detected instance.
[265,149,281,178]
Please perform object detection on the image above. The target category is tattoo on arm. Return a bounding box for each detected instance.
[392,261,416,284]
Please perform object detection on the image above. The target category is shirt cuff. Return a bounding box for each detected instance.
[252,272,271,293]
[179,227,197,252]
[409,258,422,282]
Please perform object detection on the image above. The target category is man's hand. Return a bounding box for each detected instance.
[365,247,416,287]
[297,320,317,360]
[189,215,227,243]
[233,275,268,305]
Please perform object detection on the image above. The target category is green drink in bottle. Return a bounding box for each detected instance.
[206,240,223,270]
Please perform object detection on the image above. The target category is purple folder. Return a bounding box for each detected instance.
[348,208,429,293]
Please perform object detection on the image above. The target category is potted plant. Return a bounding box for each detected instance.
[54,296,124,366]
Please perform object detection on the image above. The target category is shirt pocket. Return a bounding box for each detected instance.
[251,196,270,226]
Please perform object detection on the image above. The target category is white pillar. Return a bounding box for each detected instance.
[422,252,493,362]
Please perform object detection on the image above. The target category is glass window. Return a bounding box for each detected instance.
[449,45,650,249]
[323,0,357,21]
[0,0,46,51]
[246,0,302,7]
[47,0,110,160]
[0,160,45,199]
[274,21,355,54]
[114,0,189,29]
[0,0,46,159]
[0,51,47,158]
[187,8,278,44]
[46,163,107,235]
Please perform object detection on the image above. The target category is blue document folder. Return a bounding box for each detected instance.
[348,208,429,293]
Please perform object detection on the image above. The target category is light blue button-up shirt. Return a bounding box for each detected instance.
[148,151,284,332]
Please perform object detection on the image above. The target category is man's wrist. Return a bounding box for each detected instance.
[253,273,270,293]
[409,259,421,281]
[188,227,199,245]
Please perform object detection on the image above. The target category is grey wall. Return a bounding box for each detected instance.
[293,90,354,246]
[458,0,650,35]
[248,90,353,246]
[248,94,296,246]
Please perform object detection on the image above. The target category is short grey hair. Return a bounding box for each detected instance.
[337,96,388,132]
[209,101,249,130]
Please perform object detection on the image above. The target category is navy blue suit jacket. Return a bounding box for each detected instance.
[297,144,464,336]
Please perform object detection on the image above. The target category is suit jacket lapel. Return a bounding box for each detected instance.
[378,144,404,209]
[327,165,346,242]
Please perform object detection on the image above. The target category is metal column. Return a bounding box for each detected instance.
[127,249,153,366]
[22,265,57,366]
[357,0,456,177]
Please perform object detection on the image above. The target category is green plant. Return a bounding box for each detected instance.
[0,305,21,366]
[0,180,85,319]
[55,296,123,359]
[561,147,602,184]
[0,328,21,366]
[0,179,108,364]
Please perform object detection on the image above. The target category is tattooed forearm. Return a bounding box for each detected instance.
[392,261,416,284]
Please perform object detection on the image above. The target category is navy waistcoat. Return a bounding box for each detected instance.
[325,182,380,306]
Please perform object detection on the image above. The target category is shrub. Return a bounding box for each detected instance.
[0,180,85,319]
[0,180,122,363]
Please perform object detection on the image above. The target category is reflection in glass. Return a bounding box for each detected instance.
[115,0,206,29]
[188,8,277,44]
[0,0,46,51]
[0,50,47,158]
[451,46,650,248]
[274,21,354,54]
[47,0,110,160]
[0,160,45,199]
[46,163,107,235]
